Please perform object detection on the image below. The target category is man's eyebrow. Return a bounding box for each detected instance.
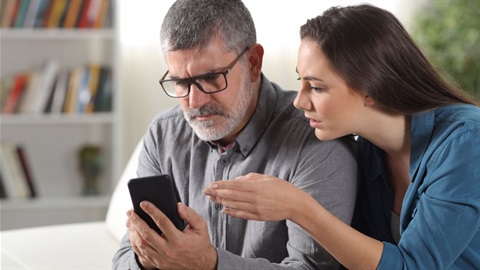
[168,70,223,81]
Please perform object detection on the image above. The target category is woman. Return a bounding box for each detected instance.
[203,4,480,269]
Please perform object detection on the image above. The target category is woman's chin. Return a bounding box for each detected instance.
[314,130,339,141]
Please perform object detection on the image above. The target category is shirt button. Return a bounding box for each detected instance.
[220,159,227,165]
[215,204,223,210]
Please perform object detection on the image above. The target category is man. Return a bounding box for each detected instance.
[113,0,358,269]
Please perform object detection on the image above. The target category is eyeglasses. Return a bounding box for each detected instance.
[159,47,250,98]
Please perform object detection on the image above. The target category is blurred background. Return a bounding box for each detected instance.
[118,0,479,160]
[1,0,478,230]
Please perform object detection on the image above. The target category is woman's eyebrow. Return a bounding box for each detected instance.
[295,67,323,82]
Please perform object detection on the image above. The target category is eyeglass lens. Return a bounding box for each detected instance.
[162,73,227,97]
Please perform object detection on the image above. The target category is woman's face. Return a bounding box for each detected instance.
[294,39,366,141]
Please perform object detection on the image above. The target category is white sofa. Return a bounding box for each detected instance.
[0,141,142,269]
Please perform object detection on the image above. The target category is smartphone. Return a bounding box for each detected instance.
[128,174,185,235]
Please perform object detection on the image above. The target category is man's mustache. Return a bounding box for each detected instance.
[186,104,225,120]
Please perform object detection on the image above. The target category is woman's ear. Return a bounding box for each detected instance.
[363,94,375,106]
[247,44,264,82]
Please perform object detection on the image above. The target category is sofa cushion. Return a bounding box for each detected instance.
[1,222,118,269]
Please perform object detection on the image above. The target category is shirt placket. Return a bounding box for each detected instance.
[212,144,238,250]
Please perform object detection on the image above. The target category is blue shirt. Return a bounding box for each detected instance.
[353,104,480,269]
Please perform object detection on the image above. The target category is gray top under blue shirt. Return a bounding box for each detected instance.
[112,74,359,270]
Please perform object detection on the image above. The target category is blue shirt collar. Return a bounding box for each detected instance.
[409,110,435,181]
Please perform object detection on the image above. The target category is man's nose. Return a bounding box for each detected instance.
[188,83,211,108]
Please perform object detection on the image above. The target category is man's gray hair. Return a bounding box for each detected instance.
[160,0,256,54]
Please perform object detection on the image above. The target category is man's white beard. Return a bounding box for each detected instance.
[184,68,253,142]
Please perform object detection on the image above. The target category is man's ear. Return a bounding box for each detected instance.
[247,44,264,82]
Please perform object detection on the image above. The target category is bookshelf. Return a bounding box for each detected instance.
[0,0,121,230]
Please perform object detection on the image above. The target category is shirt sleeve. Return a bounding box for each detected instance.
[378,128,480,269]
[112,231,144,270]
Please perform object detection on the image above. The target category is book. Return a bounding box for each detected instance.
[93,66,111,112]
[63,66,84,113]
[40,60,61,112]
[1,0,20,28]
[0,142,30,199]
[0,76,14,112]
[45,0,67,28]
[22,0,42,28]
[49,68,70,114]
[0,0,7,26]
[13,0,30,28]
[17,70,40,113]
[0,144,13,198]
[0,173,7,199]
[63,0,82,28]
[76,65,91,113]
[33,0,49,28]
[2,73,28,114]
[93,0,109,28]
[77,0,91,28]
[16,144,36,197]
[27,59,60,114]
[85,0,102,28]
[84,64,100,113]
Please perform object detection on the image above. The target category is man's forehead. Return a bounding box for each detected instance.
[164,48,236,78]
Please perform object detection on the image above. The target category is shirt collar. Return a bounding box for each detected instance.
[234,74,277,157]
[204,74,277,157]
[409,109,435,180]
[208,140,236,154]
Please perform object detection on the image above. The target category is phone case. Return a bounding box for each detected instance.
[128,174,185,235]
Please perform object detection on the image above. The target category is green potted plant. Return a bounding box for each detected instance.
[410,0,480,99]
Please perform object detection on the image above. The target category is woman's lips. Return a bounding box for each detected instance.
[309,118,321,128]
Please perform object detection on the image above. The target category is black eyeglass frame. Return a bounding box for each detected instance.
[159,46,250,98]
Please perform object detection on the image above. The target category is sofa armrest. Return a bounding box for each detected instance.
[106,139,143,241]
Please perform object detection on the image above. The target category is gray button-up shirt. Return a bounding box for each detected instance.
[113,74,358,270]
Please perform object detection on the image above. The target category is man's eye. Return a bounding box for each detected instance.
[174,80,189,87]
[198,74,221,82]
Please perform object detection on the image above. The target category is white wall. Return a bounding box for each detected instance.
[117,0,426,168]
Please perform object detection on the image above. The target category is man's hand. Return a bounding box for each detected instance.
[126,202,218,270]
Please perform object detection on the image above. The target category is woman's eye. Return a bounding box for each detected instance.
[311,86,324,92]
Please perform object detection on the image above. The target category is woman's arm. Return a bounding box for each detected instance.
[204,173,383,269]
